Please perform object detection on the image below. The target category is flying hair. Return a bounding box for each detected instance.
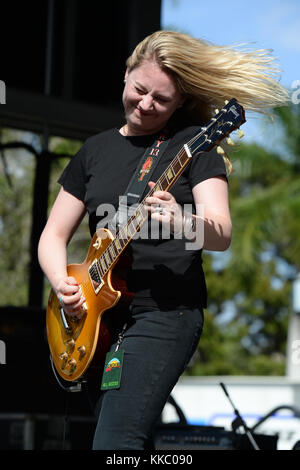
[126,31,290,174]
[126,30,290,120]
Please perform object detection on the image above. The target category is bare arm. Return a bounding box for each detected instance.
[38,187,87,315]
[146,176,232,251]
[192,176,232,251]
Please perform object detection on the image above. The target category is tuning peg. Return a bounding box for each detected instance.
[226,137,235,146]
[77,345,86,358]
[238,129,244,139]
[224,100,229,104]
[59,352,68,362]
[66,338,75,351]
[216,146,225,155]
[214,108,219,115]
[68,358,77,371]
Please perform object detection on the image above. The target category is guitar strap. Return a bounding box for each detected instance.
[111,129,170,231]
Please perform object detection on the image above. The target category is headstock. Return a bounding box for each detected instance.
[188,98,246,157]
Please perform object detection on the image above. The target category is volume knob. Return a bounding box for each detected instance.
[77,345,86,358]
[66,339,75,351]
[68,358,77,370]
[59,352,68,362]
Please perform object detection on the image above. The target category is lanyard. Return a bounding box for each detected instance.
[112,130,170,230]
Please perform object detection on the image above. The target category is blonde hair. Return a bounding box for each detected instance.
[127,30,289,116]
[126,30,290,174]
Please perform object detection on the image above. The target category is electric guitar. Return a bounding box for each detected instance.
[46,98,246,382]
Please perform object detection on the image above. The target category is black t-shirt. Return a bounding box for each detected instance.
[58,126,227,310]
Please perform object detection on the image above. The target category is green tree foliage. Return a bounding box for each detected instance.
[0,128,35,305]
[187,104,300,376]
[0,130,88,307]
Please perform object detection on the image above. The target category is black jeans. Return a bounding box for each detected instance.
[92,305,204,450]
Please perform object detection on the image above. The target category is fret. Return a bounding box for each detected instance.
[159,173,169,191]
[176,153,183,166]
[177,151,187,166]
[99,256,107,273]
[134,206,148,232]
[104,251,111,267]
[154,181,163,192]
[135,209,144,225]
[112,243,119,258]
[128,217,139,234]
[130,218,138,236]
[107,244,114,259]
[97,260,104,277]
[119,226,129,242]
[124,225,130,239]
[115,237,122,251]
[108,245,115,262]
[123,222,132,240]
[172,157,182,175]
[117,228,124,242]
[167,166,175,182]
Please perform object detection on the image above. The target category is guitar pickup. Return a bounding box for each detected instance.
[88,259,104,294]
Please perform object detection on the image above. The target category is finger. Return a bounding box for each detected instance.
[147,204,169,216]
[145,195,162,205]
[68,295,86,311]
[57,277,79,296]
[66,276,78,286]
[148,181,156,189]
[61,283,80,295]
[152,191,173,201]
[63,277,80,294]
[148,181,173,201]
[61,290,83,306]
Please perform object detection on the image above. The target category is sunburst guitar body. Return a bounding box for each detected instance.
[46,228,133,382]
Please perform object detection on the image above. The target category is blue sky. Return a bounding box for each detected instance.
[161,0,300,145]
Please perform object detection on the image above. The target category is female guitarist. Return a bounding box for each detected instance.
[38,31,289,450]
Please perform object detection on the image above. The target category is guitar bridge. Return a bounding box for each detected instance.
[88,259,104,294]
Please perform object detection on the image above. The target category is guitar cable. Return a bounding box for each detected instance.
[50,355,97,449]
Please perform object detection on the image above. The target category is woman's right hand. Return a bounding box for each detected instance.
[55,276,86,317]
